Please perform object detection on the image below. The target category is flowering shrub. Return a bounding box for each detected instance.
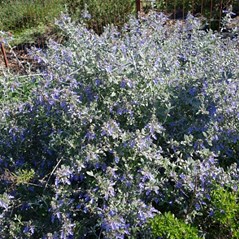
[0,12,239,238]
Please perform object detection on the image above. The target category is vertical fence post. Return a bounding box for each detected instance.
[136,0,141,18]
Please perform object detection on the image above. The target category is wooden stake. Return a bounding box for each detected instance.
[1,42,8,68]
[136,0,141,18]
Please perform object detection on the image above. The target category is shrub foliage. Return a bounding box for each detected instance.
[0,12,239,238]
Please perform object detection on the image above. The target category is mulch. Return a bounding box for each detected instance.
[0,26,60,75]
[0,46,41,75]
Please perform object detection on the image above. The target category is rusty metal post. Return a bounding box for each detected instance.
[136,0,141,18]
[218,0,224,30]
[209,0,213,29]
[0,41,8,68]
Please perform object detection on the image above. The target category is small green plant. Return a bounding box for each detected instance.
[209,185,239,238]
[14,169,35,185]
[149,212,201,239]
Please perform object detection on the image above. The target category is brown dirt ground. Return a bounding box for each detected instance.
[0,47,36,75]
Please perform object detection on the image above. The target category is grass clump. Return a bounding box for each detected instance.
[65,0,135,33]
[0,0,65,46]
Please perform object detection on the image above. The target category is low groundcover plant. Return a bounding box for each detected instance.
[0,12,239,238]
